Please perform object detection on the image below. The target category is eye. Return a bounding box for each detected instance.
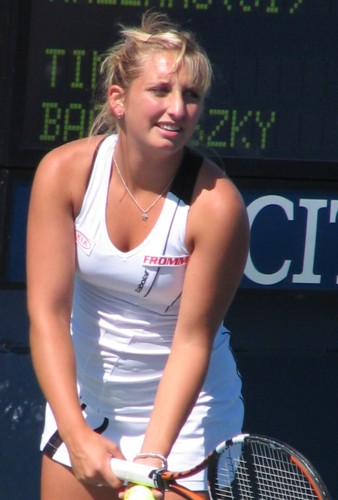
[184,88,201,103]
[149,86,170,96]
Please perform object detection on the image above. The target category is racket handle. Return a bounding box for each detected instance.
[110,458,157,488]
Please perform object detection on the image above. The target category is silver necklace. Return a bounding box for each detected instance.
[114,155,173,222]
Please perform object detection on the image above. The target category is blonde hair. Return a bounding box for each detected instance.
[90,11,213,135]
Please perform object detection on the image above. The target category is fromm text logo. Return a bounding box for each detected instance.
[143,255,189,267]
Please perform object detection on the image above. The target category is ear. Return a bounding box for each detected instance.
[108,85,125,119]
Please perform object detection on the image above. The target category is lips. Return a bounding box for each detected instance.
[158,123,181,132]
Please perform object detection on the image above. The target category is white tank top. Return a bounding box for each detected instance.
[72,134,232,419]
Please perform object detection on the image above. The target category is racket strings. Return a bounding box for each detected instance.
[213,441,320,499]
[250,442,318,499]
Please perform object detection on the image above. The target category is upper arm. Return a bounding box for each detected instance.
[175,163,249,346]
[27,150,76,322]
[26,139,98,322]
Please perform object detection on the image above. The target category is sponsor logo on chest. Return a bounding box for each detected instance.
[143,255,190,267]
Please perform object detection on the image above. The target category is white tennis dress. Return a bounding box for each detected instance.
[41,134,244,490]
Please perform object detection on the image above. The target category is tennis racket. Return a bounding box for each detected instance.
[111,433,331,499]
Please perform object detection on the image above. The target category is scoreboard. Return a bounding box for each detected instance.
[2,0,338,287]
[2,0,338,175]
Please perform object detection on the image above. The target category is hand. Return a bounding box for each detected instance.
[118,456,166,499]
[65,424,125,489]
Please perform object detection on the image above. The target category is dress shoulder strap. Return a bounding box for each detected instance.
[170,147,204,205]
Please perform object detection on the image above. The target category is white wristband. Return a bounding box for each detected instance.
[133,452,168,470]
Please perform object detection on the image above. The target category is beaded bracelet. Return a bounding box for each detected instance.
[134,452,168,470]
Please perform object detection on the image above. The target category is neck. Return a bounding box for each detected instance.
[114,139,184,191]
[113,153,175,221]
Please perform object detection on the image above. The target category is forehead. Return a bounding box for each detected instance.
[136,51,191,84]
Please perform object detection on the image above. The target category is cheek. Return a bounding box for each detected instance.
[135,97,160,118]
[188,105,203,125]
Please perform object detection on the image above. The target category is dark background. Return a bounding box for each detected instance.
[0,1,337,498]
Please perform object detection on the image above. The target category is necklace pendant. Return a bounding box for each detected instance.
[141,212,148,221]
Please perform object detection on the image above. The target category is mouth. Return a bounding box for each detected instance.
[157,123,182,133]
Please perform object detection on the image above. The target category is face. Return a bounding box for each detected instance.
[112,51,204,155]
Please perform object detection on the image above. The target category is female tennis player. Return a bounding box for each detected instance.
[27,11,249,500]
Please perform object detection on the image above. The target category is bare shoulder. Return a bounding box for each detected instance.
[32,135,105,212]
[186,155,249,257]
[36,135,104,177]
[192,156,247,222]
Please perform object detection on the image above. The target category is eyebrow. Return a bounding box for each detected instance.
[146,77,199,88]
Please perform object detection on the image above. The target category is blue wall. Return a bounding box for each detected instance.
[0,290,44,499]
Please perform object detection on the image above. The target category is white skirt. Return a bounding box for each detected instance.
[40,334,244,491]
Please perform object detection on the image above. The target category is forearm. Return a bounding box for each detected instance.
[141,341,211,458]
[30,317,125,486]
[29,318,86,441]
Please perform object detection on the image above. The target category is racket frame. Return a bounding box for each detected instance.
[110,433,331,500]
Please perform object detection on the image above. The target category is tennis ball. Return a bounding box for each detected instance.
[124,485,155,500]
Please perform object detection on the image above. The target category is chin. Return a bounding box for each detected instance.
[157,134,187,151]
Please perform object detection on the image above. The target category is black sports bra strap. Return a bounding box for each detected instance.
[170,147,204,205]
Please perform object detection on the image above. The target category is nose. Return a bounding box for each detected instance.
[167,92,186,120]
